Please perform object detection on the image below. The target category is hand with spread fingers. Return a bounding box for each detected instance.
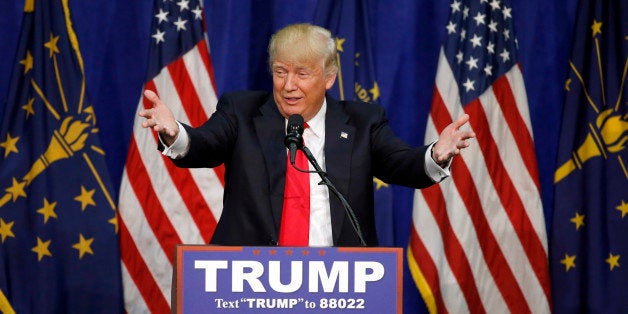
[139,90,179,146]
[432,114,476,167]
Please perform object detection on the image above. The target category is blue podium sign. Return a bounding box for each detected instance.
[174,246,402,313]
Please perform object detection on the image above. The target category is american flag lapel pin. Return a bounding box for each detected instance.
[340,132,348,139]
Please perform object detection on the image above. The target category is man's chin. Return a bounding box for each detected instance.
[278,106,303,118]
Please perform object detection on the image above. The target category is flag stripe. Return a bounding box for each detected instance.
[119,169,174,306]
[118,2,223,311]
[130,92,204,246]
[183,43,218,118]
[142,81,217,243]
[125,137,181,263]
[410,4,551,309]
[149,71,223,240]
[467,97,550,302]
[173,48,227,187]
[119,216,170,313]
[195,38,218,97]
[478,80,546,243]
[491,74,541,192]
[156,144,217,243]
[410,120,485,312]
[120,264,151,314]
[419,184,486,313]
[407,230,446,314]
[509,65,535,140]
[435,53,549,309]
[429,88,529,312]
[411,191,464,313]
[471,94,549,309]
[166,58,208,126]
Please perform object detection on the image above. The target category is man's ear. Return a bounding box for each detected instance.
[325,73,337,90]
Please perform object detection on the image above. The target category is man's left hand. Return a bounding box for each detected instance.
[432,114,476,167]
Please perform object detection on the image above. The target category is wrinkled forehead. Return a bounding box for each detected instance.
[272,50,325,71]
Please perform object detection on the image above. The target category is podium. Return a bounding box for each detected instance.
[172,246,402,313]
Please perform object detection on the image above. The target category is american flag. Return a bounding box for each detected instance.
[407,0,551,312]
[117,0,223,312]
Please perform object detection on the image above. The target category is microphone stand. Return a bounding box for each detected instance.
[296,145,367,247]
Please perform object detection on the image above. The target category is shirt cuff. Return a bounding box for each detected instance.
[160,121,190,159]
[424,142,451,182]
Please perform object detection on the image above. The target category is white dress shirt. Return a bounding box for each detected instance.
[297,100,332,246]
[161,99,450,246]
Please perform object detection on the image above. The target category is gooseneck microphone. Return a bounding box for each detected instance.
[283,114,367,246]
[284,114,304,165]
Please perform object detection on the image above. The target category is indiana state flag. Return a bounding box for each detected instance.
[551,0,627,312]
[0,0,123,312]
[313,0,394,247]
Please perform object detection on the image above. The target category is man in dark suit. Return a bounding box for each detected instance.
[139,23,475,247]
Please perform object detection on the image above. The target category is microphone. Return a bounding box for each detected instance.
[284,114,304,165]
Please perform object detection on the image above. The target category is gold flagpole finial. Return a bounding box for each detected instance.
[24,0,34,13]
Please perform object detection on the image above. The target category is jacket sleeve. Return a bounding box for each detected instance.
[369,105,434,189]
[170,94,238,169]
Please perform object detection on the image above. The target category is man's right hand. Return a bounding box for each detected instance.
[139,90,179,146]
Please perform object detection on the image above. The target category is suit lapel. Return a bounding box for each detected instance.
[324,96,355,244]
[253,97,286,234]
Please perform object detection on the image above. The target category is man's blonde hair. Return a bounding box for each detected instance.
[268,23,338,77]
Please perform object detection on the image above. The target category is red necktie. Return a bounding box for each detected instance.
[279,127,310,246]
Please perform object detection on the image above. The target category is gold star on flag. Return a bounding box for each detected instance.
[22,98,35,119]
[6,178,27,202]
[616,200,628,218]
[335,37,346,52]
[0,218,15,243]
[32,237,52,261]
[74,185,96,211]
[109,215,119,233]
[560,253,576,272]
[37,198,58,224]
[370,81,380,102]
[606,253,620,271]
[591,19,602,37]
[570,212,585,230]
[44,33,60,57]
[20,50,33,74]
[1,132,20,157]
[373,177,389,190]
[72,233,94,259]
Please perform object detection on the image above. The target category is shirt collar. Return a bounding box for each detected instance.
[305,98,326,138]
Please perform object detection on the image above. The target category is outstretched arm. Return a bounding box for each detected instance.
[138,90,179,146]
[432,114,476,166]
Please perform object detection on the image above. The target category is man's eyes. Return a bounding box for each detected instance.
[273,69,287,76]
[273,69,312,78]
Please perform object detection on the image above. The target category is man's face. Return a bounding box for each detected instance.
[271,56,336,122]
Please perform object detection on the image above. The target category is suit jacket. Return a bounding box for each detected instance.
[171,91,435,246]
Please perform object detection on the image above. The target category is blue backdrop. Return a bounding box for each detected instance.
[0,0,578,311]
